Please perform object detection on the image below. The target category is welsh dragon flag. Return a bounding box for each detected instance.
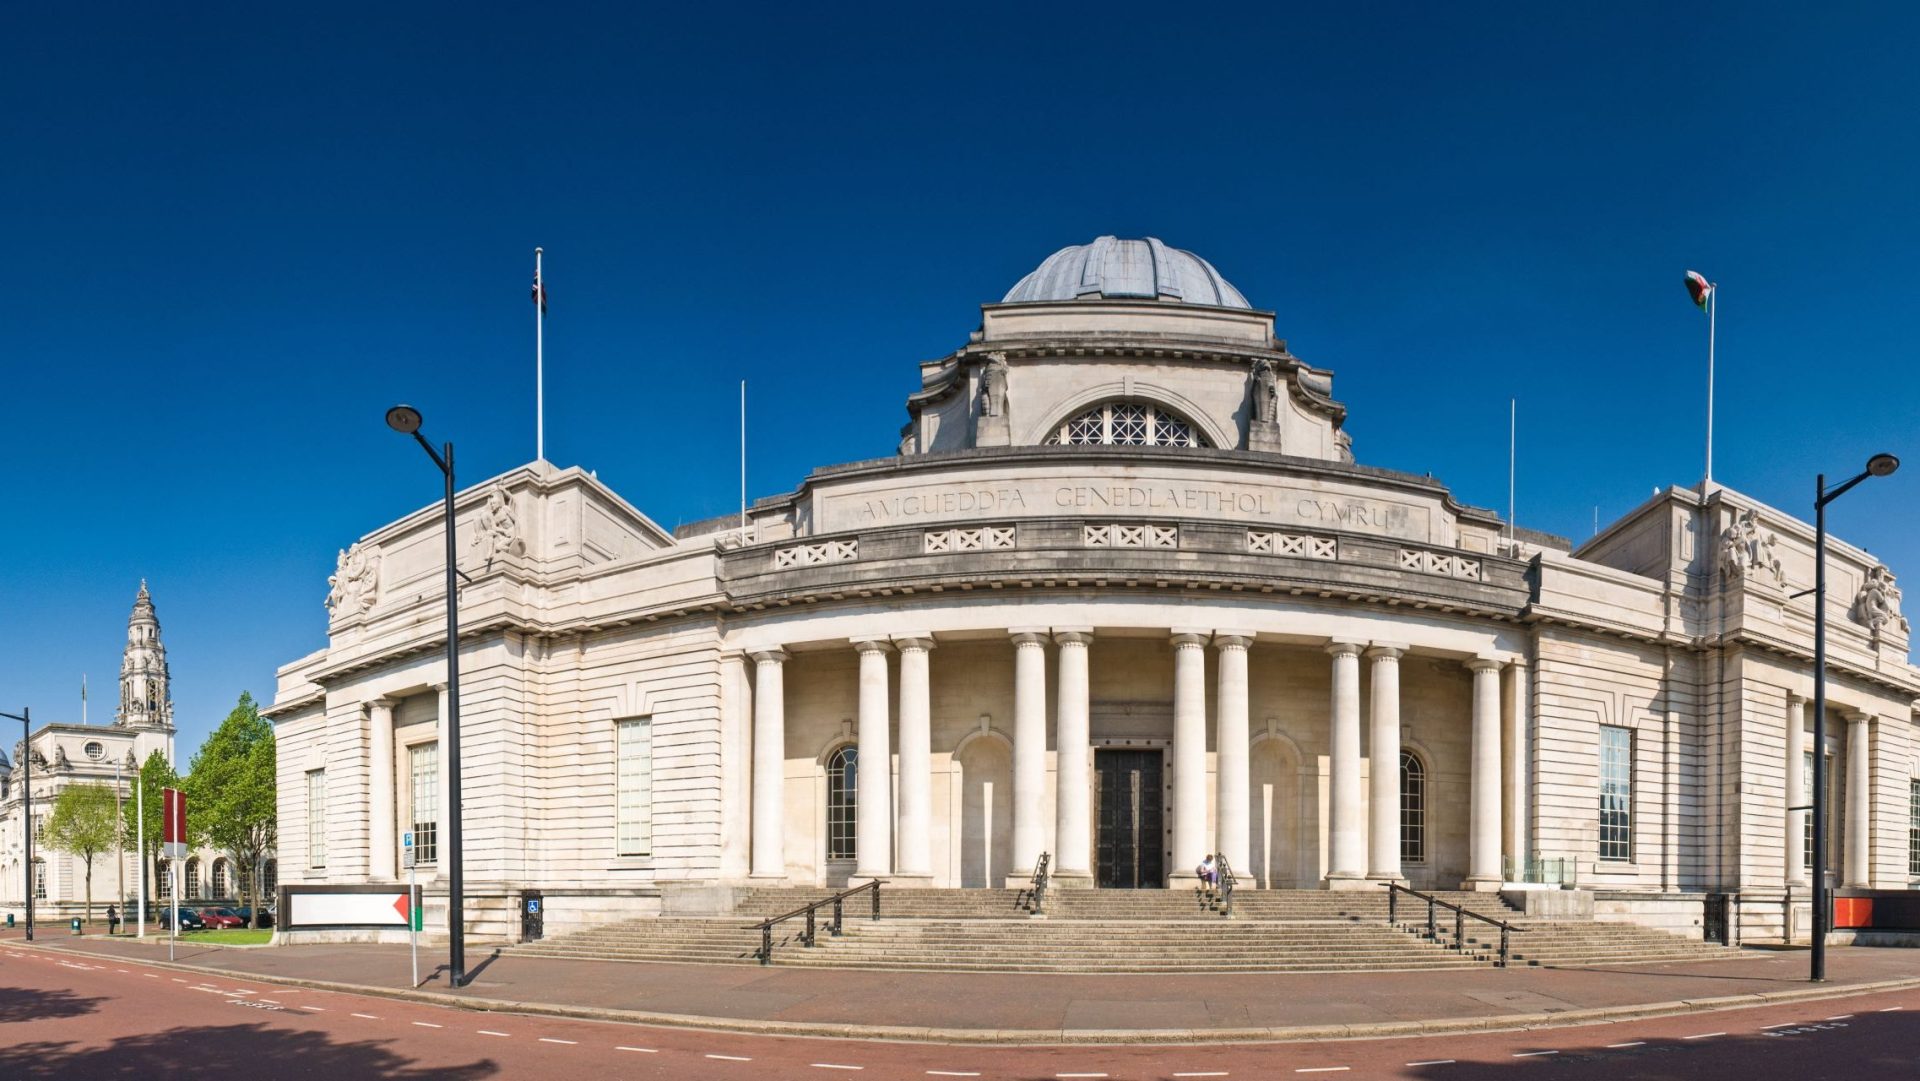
[1684,270,1713,311]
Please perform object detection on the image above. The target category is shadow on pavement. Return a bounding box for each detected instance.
[0,984,106,1024]
[0,1023,498,1080]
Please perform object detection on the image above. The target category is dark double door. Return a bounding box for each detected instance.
[1094,749,1165,888]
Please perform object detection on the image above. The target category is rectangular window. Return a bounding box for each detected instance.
[306,769,327,868]
[410,743,439,865]
[1909,779,1920,881]
[33,861,46,899]
[1804,751,1815,873]
[1598,726,1633,862]
[616,719,654,857]
[157,866,171,899]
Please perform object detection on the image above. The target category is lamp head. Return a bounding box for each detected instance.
[385,404,423,435]
[1867,453,1900,478]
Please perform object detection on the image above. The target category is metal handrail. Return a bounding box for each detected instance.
[1028,853,1052,915]
[1382,882,1525,966]
[746,880,882,965]
[1217,855,1238,917]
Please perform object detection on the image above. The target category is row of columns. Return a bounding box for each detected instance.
[742,632,1524,889]
[1783,695,1878,890]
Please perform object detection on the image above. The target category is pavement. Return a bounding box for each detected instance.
[4,925,1917,1045]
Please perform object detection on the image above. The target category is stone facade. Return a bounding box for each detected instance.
[266,236,1920,943]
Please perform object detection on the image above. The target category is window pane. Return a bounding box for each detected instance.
[827,746,857,861]
[410,743,439,865]
[1598,726,1632,861]
[617,718,653,857]
[1909,778,1920,880]
[1399,751,1426,864]
[306,769,327,869]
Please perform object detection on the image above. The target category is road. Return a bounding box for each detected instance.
[3,942,1916,1079]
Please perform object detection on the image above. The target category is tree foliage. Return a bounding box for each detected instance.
[184,691,277,922]
[44,782,119,924]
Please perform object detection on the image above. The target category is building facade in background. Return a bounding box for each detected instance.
[267,237,1920,942]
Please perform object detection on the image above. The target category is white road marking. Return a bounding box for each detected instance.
[116,968,130,973]
[478,1030,511,1037]
[1296,1070,1351,1075]
[1058,1075,1110,1079]
[413,1021,442,1029]
[1407,1062,1455,1068]
[1512,1050,1558,1058]
[351,1012,379,1020]
[301,1006,326,1011]
[1607,1040,1648,1047]
[811,1066,863,1072]
[926,1073,981,1078]
[616,1046,658,1053]
[171,978,188,983]
[707,1054,753,1062]
[1173,1074,1230,1078]
[143,974,159,978]
[1683,1032,1725,1040]
[538,1038,577,1045]
[1826,1014,1854,1020]
[1881,1007,1904,1012]
[1761,1023,1796,1030]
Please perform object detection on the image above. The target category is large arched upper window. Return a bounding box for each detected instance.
[1043,401,1210,449]
[186,858,202,899]
[826,745,858,861]
[212,858,230,898]
[1400,751,1427,865]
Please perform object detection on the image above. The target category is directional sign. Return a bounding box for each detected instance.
[401,831,415,869]
[161,788,187,860]
[284,889,417,929]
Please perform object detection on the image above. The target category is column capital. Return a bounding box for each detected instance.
[892,635,936,653]
[367,697,398,711]
[1363,643,1407,661]
[1786,691,1809,707]
[1171,631,1209,649]
[1844,709,1872,727]
[1053,629,1094,647]
[1465,656,1502,674]
[850,637,894,655]
[1213,633,1254,650]
[1009,629,1049,648]
[749,649,790,666]
[1326,639,1365,658]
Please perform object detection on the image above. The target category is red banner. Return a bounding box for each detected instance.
[162,787,186,858]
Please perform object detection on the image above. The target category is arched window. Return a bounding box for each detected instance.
[1400,751,1427,865]
[261,859,278,898]
[826,745,858,861]
[1043,401,1209,448]
[212,859,229,898]
[32,859,46,900]
[186,858,201,898]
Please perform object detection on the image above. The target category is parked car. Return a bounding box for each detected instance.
[200,908,245,929]
[155,907,205,931]
[236,906,274,929]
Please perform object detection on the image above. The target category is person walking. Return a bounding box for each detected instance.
[106,903,120,936]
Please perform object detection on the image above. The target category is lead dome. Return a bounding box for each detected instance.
[1002,236,1251,309]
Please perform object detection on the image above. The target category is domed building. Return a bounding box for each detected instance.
[268,237,1919,946]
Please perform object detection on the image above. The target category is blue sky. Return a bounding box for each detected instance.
[4,5,1917,760]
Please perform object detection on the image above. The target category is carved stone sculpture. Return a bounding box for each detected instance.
[474,486,527,564]
[979,352,1009,418]
[1250,358,1279,424]
[325,541,382,617]
[53,745,70,770]
[1854,565,1910,634]
[1716,508,1783,587]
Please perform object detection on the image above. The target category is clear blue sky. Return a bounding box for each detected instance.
[4,6,1916,761]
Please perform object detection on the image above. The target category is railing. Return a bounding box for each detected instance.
[746,880,882,965]
[1503,855,1578,887]
[1027,853,1052,915]
[1217,855,1238,917]
[1383,882,1525,967]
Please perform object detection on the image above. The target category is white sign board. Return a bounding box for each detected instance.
[402,831,415,869]
[284,891,413,929]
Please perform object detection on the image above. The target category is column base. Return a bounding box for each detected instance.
[1366,872,1408,886]
[1323,872,1372,891]
[1460,875,1503,892]
[880,874,935,889]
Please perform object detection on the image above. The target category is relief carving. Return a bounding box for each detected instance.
[1250,358,1279,424]
[53,745,70,771]
[1716,508,1783,587]
[474,486,527,565]
[979,352,1008,418]
[324,541,382,617]
[1854,565,1910,634]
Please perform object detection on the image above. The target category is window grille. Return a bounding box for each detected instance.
[410,743,439,865]
[1909,779,1920,880]
[33,860,46,900]
[212,860,229,898]
[186,858,201,898]
[1598,726,1633,861]
[1400,751,1426,864]
[616,718,654,857]
[261,859,278,897]
[306,769,327,869]
[1044,401,1210,448]
[826,745,858,861]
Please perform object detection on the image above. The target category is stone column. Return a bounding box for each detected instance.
[717,654,753,881]
[1325,640,1365,887]
[1465,658,1504,891]
[368,698,397,880]
[750,650,789,880]
[1214,634,1254,879]
[1503,657,1530,878]
[1785,694,1808,888]
[1845,711,1871,887]
[1172,632,1210,882]
[1365,645,1405,883]
[894,637,935,881]
[852,639,893,880]
[433,682,449,880]
[1053,630,1095,884]
[1010,631,1049,878]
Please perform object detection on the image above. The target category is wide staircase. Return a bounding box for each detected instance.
[510,886,1745,973]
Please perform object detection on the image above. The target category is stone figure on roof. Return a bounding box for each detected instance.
[1717,508,1783,587]
[1854,565,1910,634]
[980,353,1008,418]
[475,486,527,565]
[1250,358,1279,424]
[325,542,381,617]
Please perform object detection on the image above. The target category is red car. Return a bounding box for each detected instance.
[199,908,245,929]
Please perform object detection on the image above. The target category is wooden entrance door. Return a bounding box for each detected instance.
[1094,749,1165,888]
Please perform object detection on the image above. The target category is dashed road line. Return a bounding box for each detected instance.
[538,1038,577,1045]
[1826,1014,1854,1020]
[1512,1050,1558,1058]
[811,1066,863,1072]
[1296,1070,1351,1075]
[1058,1075,1110,1079]
[412,1021,442,1029]
[1173,1074,1230,1078]
[1607,1040,1648,1047]
[616,1046,657,1053]
[478,1031,511,1037]
[1761,1023,1797,1030]
[1881,1007,1904,1012]
[1407,1062,1455,1068]
[707,1054,752,1062]
[350,1012,379,1020]
[926,1073,981,1078]
[1683,1032,1725,1040]
[300,1006,326,1012]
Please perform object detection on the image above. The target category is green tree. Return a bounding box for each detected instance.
[184,692,277,926]
[123,749,183,910]
[44,782,119,926]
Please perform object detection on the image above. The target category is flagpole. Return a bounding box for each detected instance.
[739,380,748,536]
[1705,284,1716,483]
[1507,398,1516,548]
[535,247,545,463]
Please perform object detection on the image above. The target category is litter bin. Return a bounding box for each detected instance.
[520,890,544,942]
[70,917,82,936]
[6,913,14,929]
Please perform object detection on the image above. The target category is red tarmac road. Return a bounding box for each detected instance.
[4,940,1917,1079]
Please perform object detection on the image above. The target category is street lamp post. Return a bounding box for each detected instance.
[3,707,30,941]
[1809,452,1899,982]
[385,404,467,988]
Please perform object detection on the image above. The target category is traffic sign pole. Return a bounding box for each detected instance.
[403,830,418,987]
